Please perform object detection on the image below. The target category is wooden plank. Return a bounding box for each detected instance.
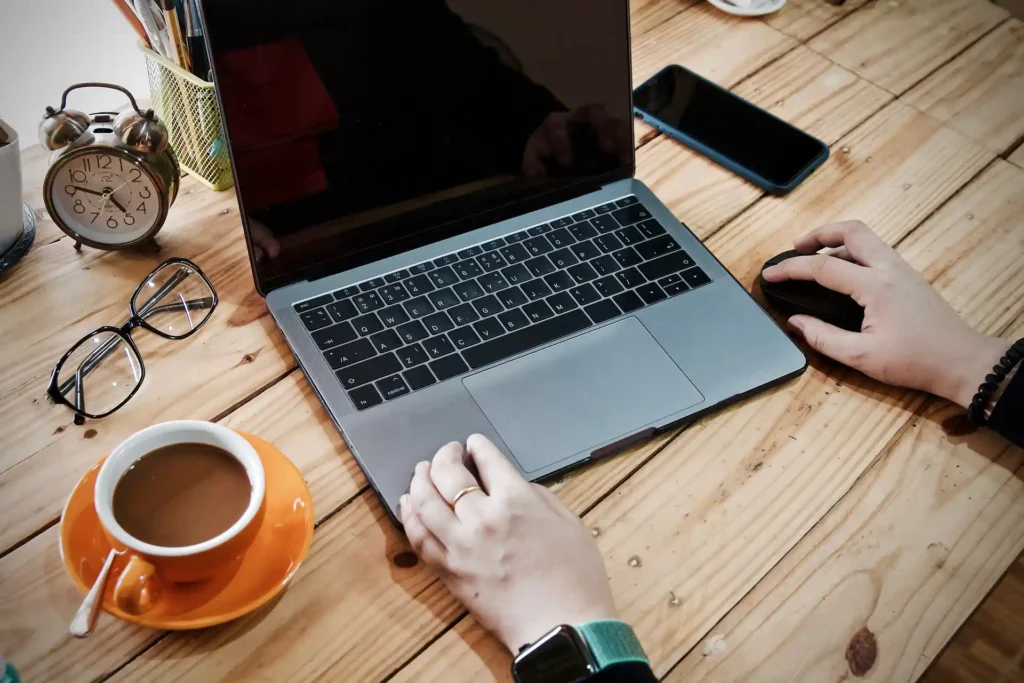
[630,0,698,38]
[904,19,1024,155]
[763,0,872,42]
[1011,144,1024,169]
[391,102,996,682]
[809,0,1008,95]
[19,145,67,247]
[669,159,1024,683]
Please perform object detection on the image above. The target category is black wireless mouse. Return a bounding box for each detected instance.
[757,250,865,332]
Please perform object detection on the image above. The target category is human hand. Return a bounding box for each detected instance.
[522,105,631,180]
[400,434,617,652]
[761,221,1005,408]
[248,218,281,263]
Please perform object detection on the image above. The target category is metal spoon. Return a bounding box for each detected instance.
[69,550,116,638]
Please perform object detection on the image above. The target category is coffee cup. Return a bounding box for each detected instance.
[94,420,266,615]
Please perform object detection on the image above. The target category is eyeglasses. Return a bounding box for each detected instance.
[47,258,218,424]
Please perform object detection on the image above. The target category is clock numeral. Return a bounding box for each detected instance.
[124,213,136,226]
[139,186,152,199]
[119,158,124,171]
[70,169,86,183]
[73,199,85,214]
[107,216,118,229]
[82,158,91,173]
[137,202,147,214]
[97,155,112,170]
[90,212,100,224]
[64,185,76,196]
[129,168,142,183]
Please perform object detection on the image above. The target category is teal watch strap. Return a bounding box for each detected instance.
[575,620,649,670]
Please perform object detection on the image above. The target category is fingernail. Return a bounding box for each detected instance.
[400,494,409,509]
[788,317,804,332]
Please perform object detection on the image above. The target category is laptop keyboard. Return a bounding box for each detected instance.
[293,196,712,411]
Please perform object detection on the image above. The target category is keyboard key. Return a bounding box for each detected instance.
[595,202,616,214]
[525,256,556,278]
[379,283,410,304]
[498,308,530,332]
[448,303,480,326]
[427,288,460,310]
[524,236,554,256]
[544,270,575,292]
[348,384,383,411]
[360,278,386,292]
[300,308,332,331]
[428,266,459,288]
[594,275,625,298]
[635,235,681,261]
[528,224,552,236]
[547,292,579,314]
[385,270,410,283]
[477,251,508,272]
[663,280,690,297]
[404,365,436,390]
[616,268,646,289]
[463,310,592,370]
[499,243,530,264]
[569,283,601,306]
[548,248,579,270]
[594,234,624,254]
[353,313,384,336]
[410,262,434,275]
[637,250,695,281]
[547,228,576,248]
[312,322,357,350]
[567,262,599,284]
[570,240,602,261]
[612,247,642,269]
[336,353,402,389]
[569,220,598,241]
[294,294,334,313]
[681,266,712,288]
[590,255,620,276]
[522,279,553,300]
[424,335,457,359]
[404,274,435,296]
[433,254,459,267]
[379,304,410,327]
[548,216,574,229]
[659,273,683,287]
[611,204,652,227]
[613,290,644,313]
[327,299,358,322]
[498,286,529,309]
[501,263,533,285]
[616,226,644,246]
[571,209,596,221]
[523,300,555,323]
[472,295,504,318]
[397,320,429,344]
[615,196,639,207]
[505,230,529,243]
[404,296,436,318]
[482,238,506,251]
[454,259,484,280]
[324,338,375,369]
[453,280,485,301]
[474,317,505,340]
[353,292,384,314]
[369,329,402,353]
[591,215,619,233]
[636,282,667,305]
[423,311,455,335]
[449,326,482,349]
[478,272,510,293]
[585,299,621,324]
[376,375,410,401]
[637,219,666,239]
[335,285,361,299]
[457,246,482,259]
[398,343,429,368]
[430,354,469,381]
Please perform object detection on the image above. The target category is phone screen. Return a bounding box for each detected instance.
[634,65,826,189]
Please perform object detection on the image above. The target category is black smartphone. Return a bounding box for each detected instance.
[633,64,829,194]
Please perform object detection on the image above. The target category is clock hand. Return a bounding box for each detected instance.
[73,186,104,197]
[106,193,127,213]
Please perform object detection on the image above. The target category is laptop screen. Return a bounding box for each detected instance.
[201,0,634,294]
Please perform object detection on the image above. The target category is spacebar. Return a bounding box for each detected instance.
[463,311,592,369]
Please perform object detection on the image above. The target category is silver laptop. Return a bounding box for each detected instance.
[201,0,805,517]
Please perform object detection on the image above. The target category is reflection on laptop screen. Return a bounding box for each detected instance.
[202,0,633,292]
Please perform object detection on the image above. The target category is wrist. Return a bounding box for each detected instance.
[940,334,1007,410]
[502,608,619,654]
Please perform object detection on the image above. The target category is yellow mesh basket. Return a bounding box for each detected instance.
[141,44,233,191]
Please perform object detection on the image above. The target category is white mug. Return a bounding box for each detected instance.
[0,118,22,255]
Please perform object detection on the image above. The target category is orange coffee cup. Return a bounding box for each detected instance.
[93,420,267,615]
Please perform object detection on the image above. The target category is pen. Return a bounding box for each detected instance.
[184,0,211,80]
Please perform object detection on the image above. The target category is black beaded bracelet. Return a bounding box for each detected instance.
[968,338,1024,426]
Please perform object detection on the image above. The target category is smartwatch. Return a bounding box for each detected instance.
[511,620,648,683]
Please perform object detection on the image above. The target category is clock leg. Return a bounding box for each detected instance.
[74,241,82,251]
[147,237,161,252]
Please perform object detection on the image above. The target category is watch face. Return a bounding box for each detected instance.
[512,626,596,683]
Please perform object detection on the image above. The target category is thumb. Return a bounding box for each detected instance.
[789,315,866,367]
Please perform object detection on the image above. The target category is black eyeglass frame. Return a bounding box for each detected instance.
[46,257,218,424]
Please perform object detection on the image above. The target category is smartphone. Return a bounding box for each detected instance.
[633,65,829,194]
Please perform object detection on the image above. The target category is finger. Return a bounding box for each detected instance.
[761,254,872,299]
[531,483,578,524]
[465,434,529,497]
[788,315,868,364]
[544,117,573,167]
[826,246,853,262]
[793,221,892,267]
[400,495,447,568]
[409,461,459,542]
[522,136,552,179]
[431,441,488,517]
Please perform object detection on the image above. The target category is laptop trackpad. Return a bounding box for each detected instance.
[462,317,704,473]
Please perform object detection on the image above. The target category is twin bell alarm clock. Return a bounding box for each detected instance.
[40,82,179,250]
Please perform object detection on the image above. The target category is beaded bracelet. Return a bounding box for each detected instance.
[968,338,1024,426]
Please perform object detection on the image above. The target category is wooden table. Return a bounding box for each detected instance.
[2,1,1023,680]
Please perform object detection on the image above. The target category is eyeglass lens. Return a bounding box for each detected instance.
[134,262,216,339]
[56,331,143,416]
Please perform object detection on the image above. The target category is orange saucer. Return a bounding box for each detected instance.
[59,431,314,629]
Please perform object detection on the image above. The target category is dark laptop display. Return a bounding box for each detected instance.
[202,0,633,294]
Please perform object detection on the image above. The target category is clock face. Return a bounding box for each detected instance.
[48,150,163,246]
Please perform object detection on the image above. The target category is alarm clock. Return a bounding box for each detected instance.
[40,82,179,250]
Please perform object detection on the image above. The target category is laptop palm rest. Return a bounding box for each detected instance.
[463,317,704,474]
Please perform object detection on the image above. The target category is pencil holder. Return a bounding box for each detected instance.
[140,44,233,191]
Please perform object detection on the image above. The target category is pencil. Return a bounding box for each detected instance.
[110,0,151,48]
[154,0,190,69]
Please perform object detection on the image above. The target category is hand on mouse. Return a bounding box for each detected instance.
[400,434,617,652]
[761,220,1006,408]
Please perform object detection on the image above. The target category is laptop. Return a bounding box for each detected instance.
[200,0,806,517]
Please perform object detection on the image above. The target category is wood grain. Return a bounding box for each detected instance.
[763,0,872,41]
[1010,144,1024,169]
[904,19,1024,155]
[809,0,1008,95]
[630,0,698,38]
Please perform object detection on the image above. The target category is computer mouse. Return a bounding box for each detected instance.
[757,250,865,332]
